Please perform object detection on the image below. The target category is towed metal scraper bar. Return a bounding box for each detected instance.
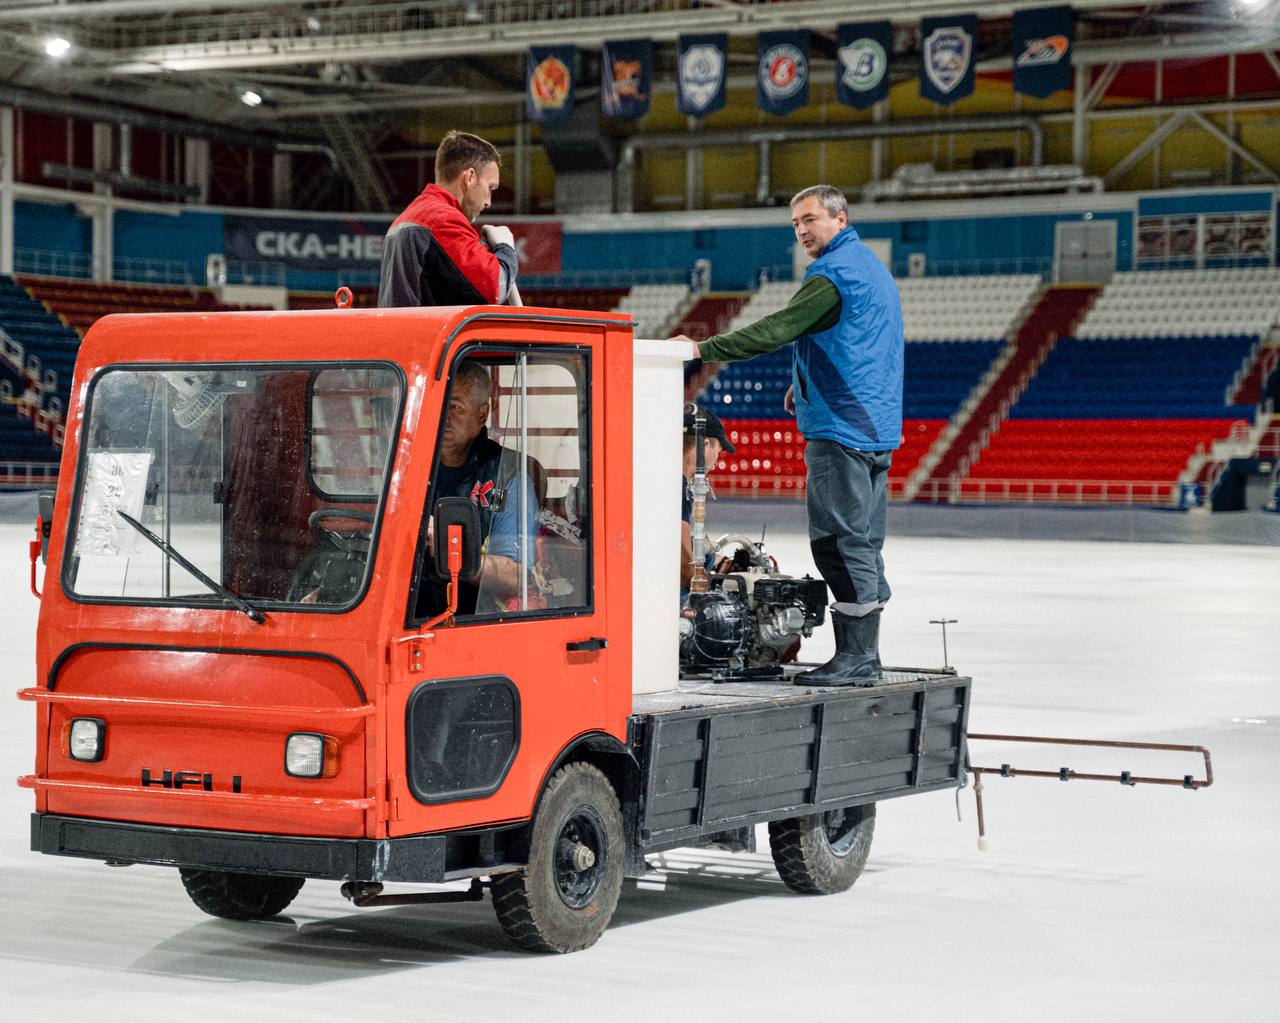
[966,732,1214,845]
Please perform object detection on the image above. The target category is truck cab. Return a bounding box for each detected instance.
[23,302,970,953]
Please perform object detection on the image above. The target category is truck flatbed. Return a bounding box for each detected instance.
[636,665,964,714]
[626,668,971,864]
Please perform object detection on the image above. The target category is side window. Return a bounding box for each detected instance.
[414,348,591,621]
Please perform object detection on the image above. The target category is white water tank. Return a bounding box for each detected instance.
[630,338,693,695]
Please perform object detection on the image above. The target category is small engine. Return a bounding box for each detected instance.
[680,534,827,675]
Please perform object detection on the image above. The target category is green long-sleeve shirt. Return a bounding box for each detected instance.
[699,275,842,363]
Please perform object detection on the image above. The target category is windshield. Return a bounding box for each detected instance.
[65,363,402,611]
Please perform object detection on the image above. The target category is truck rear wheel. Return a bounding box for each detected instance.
[768,802,876,895]
[491,762,624,953]
[178,868,305,920]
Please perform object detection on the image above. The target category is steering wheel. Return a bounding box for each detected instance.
[308,508,375,553]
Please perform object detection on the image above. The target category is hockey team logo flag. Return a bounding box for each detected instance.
[919,15,978,104]
[836,21,891,109]
[527,45,575,124]
[677,33,728,116]
[602,38,651,121]
[1012,6,1073,99]
[757,30,810,116]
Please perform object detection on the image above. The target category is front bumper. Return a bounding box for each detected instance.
[31,813,514,882]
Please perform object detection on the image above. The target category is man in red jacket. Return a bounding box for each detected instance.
[378,130,518,307]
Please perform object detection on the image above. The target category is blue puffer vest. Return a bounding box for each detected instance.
[793,227,903,451]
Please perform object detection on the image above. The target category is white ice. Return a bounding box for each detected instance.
[2,518,1277,1022]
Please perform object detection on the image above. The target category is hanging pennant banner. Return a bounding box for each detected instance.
[757,30,810,116]
[602,38,651,121]
[1013,6,1073,99]
[919,15,978,105]
[677,33,728,116]
[836,21,892,109]
[527,45,576,124]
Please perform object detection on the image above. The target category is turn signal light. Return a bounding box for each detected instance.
[284,733,339,778]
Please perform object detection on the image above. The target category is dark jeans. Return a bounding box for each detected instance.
[804,439,892,616]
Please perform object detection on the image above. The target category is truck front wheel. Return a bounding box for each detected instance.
[491,762,624,953]
[768,802,876,894]
[178,868,305,920]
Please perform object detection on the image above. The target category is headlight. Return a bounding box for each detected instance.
[285,733,338,778]
[66,718,105,762]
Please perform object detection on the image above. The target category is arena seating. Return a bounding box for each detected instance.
[959,334,1259,503]
[721,280,807,333]
[614,284,694,339]
[5,265,1277,510]
[519,287,628,312]
[19,276,267,333]
[673,294,750,342]
[702,271,1010,495]
[1076,267,1280,339]
[707,340,1002,496]
[0,275,77,470]
[898,274,1041,341]
[726,274,1041,342]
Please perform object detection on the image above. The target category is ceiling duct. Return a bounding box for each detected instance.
[540,98,619,174]
[616,116,1045,213]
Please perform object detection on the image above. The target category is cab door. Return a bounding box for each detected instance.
[387,337,614,837]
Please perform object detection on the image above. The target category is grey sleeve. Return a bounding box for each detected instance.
[377,222,431,308]
[492,243,518,303]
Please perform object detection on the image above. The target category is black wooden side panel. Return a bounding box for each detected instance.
[639,679,970,851]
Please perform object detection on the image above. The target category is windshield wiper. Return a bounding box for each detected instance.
[116,510,267,625]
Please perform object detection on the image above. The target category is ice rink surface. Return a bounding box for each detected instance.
[2,518,1277,1023]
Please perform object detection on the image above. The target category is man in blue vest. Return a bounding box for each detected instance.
[673,185,903,686]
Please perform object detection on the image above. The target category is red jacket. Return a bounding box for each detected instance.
[378,184,516,307]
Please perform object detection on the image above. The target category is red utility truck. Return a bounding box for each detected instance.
[20,303,970,953]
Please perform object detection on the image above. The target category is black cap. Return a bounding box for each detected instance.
[683,405,736,454]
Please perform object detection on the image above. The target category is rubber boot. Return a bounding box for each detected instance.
[794,608,886,687]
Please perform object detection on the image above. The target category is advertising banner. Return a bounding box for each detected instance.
[676,33,728,116]
[835,21,892,109]
[528,45,576,124]
[602,38,651,121]
[919,15,978,105]
[224,216,563,276]
[757,30,810,116]
[223,214,387,271]
[1012,6,1073,99]
[508,223,563,275]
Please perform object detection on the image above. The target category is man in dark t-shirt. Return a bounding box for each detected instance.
[424,360,537,616]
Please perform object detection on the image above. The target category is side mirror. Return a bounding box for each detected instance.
[37,491,54,563]
[433,496,482,582]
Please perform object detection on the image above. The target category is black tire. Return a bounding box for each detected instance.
[768,802,876,895]
[491,762,624,953]
[178,868,305,921]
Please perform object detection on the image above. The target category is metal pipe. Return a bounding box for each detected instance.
[755,138,771,207]
[968,732,1215,789]
[0,83,305,153]
[1,107,14,275]
[617,116,1045,213]
[518,353,528,611]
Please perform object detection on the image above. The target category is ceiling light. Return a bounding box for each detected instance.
[44,36,71,59]
[240,89,263,107]
[306,17,322,32]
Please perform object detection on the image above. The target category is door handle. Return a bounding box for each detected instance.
[566,637,607,652]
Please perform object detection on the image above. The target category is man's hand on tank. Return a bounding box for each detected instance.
[669,334,700,356]
[480,224,515,249]
[784,384,796,415]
